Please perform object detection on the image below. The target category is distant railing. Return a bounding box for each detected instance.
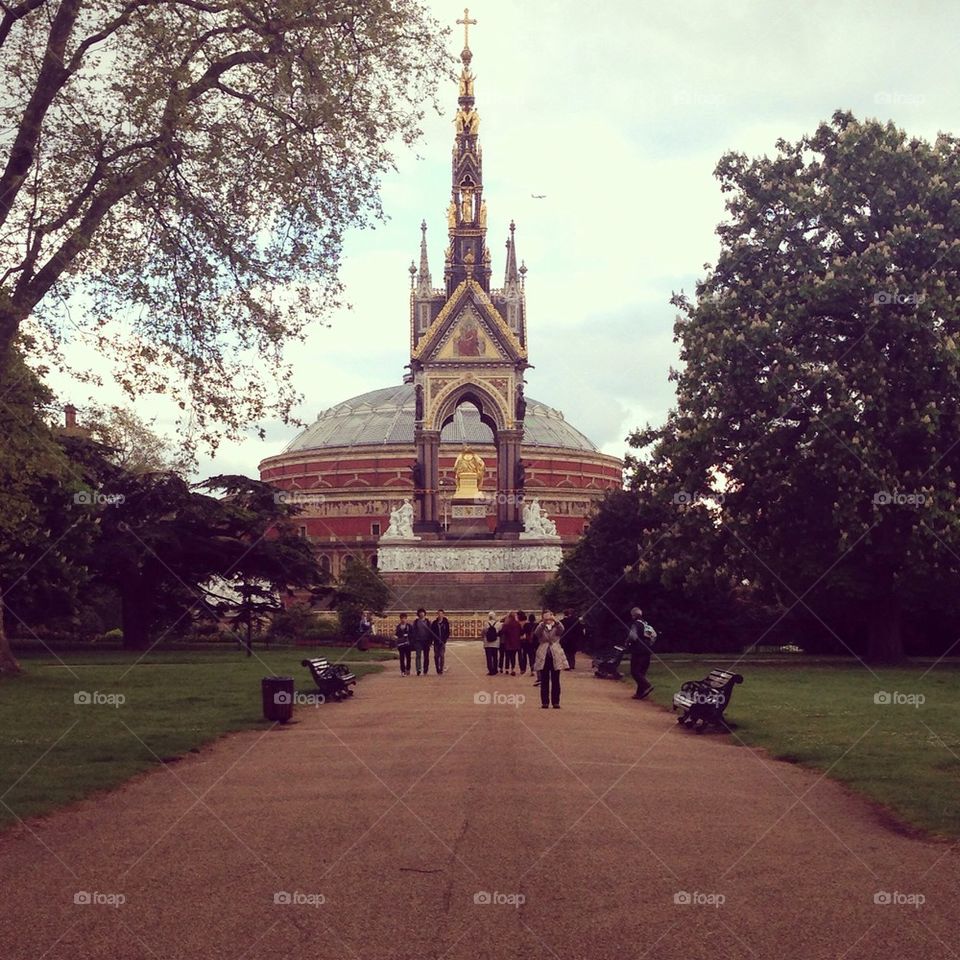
[373,613,489,640]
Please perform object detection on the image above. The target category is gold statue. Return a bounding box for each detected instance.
[479,199,487,228]
[459,69,475,97]
[447,200,457,228]
[453,446,485,499]
[455,107,479,135]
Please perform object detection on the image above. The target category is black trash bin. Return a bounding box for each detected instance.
[261,676,295,723]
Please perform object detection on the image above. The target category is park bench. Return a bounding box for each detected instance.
[672,669,743,732]
[301,658,357,702]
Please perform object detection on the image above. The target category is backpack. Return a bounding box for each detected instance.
[485,624,498,643]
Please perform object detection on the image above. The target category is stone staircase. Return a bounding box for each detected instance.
[383,571,548,616]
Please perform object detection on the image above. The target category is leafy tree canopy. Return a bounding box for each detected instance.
[632,111,960,662]
[0,0,450,450]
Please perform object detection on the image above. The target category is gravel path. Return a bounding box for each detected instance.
[1,641,958,959]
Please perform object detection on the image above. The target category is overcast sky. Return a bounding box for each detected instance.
[47,0,960,477]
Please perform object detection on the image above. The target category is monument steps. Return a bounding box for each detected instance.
[386,580,545,615]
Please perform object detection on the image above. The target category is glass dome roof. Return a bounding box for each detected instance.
[282,384,599,454]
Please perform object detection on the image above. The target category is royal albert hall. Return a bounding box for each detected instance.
[259,26,622,604]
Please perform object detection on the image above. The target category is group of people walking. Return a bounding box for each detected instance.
[393,609,451,676]
[388,605,658,709]
[483,609,585,708]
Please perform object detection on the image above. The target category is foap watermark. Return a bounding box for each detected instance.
[873,290,926,306]
[674,890,725,908]
[474,491,525,507]
[874,690,925,708]
[274,691,325,707]
[273,890,325,907]
[73,489,125,507]
[673,491,724,509]
[273,491,326,507]
[873,491,926,507]
[74,690,125,708]
[473,691,525,708]
[74,891,125,907]
[685,690,727,706]
[473,890,525,908]
[874,890,925,908]
[874,92,925,106]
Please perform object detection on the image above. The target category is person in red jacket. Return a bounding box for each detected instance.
[499,611,523,675]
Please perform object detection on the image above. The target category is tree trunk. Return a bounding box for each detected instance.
[120,581,151,650]
[866,593,904,664]
[0,584,23,675]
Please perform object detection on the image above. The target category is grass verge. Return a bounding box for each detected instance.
[639,659,960,838]
[0,649,386,830]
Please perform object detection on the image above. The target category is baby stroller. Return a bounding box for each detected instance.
[592,642,626,679]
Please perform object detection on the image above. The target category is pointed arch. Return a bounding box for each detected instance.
[429,381,508,435]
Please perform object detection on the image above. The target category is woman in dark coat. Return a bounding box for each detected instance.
[521,612,539,683]
[500,611,523,675]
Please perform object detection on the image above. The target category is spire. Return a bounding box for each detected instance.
[445,8,491,296]
[504,220,518,288]
[416,219,432,294]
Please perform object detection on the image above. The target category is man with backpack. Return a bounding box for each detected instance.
[482,612,500,676]
[626,607,657,700]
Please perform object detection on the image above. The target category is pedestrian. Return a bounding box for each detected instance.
[357,609,374,651]
[394,613,412,676]
[626,607,657,700]
[482,612,500,676]
[559,609,585,669]
[533,610,567,708]
[410,608,434,676]
[500,611,522,675]
[432,609,451,675]
[523,612,540,684]
[517,611,530,674]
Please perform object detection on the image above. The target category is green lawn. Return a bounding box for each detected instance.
[640,658,960,838]
[0,648,388,830]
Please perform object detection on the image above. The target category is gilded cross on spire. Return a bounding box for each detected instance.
[457,7,477,49]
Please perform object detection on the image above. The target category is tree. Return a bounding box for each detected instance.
[197,475,326,656]
[88,470,324,649]
[0,0,449,446]
[85,404,191,474]
[0,346,83,673]
[90,470,210,649]
[637,112,960,663]
[334,556,389,642]
[543,487,759,654]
